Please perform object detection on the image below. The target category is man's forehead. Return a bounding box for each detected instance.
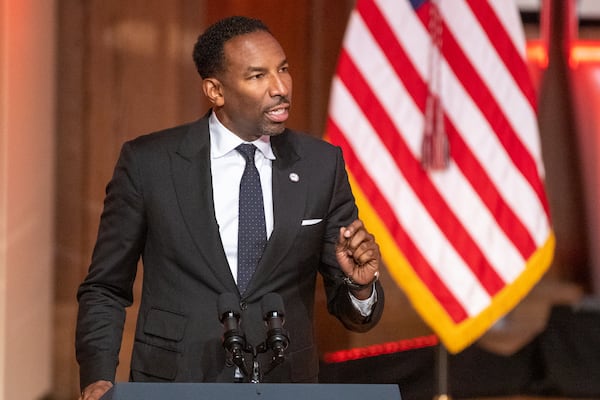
[223,31,285,63]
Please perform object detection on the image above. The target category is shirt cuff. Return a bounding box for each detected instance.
[349,284,378,317]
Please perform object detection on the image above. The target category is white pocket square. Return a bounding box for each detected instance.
[301,218,323,226]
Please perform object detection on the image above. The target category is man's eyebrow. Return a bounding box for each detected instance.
[245,59,289,73]
[246,66,268,73]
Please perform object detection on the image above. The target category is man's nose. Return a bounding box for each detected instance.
[269,74,290,98]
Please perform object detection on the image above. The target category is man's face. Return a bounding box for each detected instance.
[213,31,293,142]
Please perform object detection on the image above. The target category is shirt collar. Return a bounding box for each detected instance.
[209,111,276,160]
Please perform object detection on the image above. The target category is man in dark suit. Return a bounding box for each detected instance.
[76,16,384,400]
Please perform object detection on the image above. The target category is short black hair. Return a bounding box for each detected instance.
[192,16,271,79]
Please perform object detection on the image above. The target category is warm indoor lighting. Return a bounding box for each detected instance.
[527,40,600,68]
[526,40,548,68]
[570,41,600,67]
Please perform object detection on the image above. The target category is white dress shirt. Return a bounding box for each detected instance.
[209,113,275,280]
[209,112,375,315]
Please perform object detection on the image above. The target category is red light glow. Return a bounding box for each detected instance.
[322,334,439,364]
[526,41,548,68]
[570,42,600,67]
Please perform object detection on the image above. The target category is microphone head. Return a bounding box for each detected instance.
[217,292,241,321]
[261,292,285,318]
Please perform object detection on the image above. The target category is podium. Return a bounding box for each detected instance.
[101,382,402,399]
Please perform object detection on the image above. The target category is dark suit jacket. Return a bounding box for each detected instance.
[76,113,384,389]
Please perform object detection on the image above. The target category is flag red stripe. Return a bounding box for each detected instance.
[444,117,538,258]
[414,3,551,218]
[327,118,469,323]
[466,0,538,113]
[356,0,427,111]
[336,50,506,295]
[356,2,537,258]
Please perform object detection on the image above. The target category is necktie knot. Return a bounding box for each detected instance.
[236,143,257,163]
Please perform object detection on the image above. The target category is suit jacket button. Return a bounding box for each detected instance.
[240,301,247,310]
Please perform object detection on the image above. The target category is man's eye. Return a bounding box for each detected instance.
[251,74,264,79]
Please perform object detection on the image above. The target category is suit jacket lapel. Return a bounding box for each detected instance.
[245,131,306,297]
[171,118,237,292]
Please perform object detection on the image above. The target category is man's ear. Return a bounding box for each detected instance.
[202,78,224,107]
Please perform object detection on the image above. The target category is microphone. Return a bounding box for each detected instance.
[217,293,248,377]
[261,292,289,370]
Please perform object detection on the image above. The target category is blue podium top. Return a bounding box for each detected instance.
[102,382,402,400]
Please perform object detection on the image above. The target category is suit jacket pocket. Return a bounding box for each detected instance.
[130,307,188,381]
[130,340,180,381]
[143,307,187,342]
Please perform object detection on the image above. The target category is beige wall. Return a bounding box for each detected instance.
[0,0,56,399]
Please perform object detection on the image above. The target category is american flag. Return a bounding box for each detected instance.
[326,0,555,353]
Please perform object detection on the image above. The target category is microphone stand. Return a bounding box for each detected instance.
[233,338,284,383]
[250,345,262,383]
[220,293,289,383]
[230,341,265,383]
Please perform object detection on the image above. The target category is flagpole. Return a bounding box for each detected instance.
[433,343,452,400]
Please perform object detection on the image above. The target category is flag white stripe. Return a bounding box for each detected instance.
[488,0,528,58]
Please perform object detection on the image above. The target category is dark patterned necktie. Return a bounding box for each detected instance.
[236,143,267,294]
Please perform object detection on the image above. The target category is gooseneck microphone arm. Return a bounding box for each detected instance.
[217,293,250,379]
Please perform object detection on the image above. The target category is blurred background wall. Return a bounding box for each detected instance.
[1,1,55,399]
[1,1,600,399]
